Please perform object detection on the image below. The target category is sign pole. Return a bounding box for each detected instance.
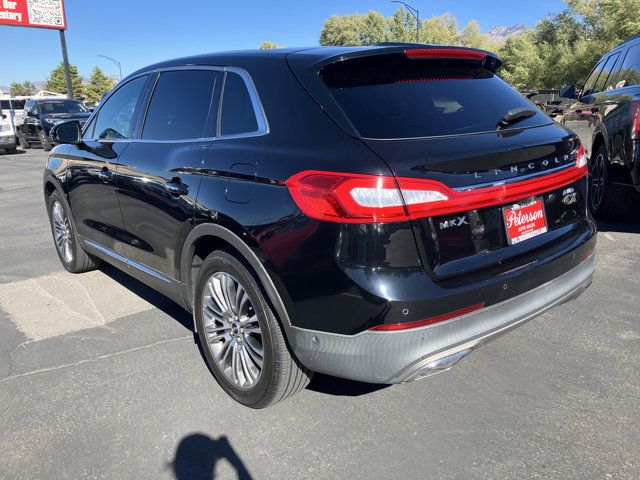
[59,29,74,99]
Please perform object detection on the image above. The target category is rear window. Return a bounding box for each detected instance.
[321,55,550,139]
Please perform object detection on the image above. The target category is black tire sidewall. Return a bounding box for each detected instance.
[194,251,278,407]
[590,145,609,216]
[47,190,82,272]
[39,130,53,151]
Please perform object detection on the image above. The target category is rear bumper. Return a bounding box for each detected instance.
[286,253,594,384]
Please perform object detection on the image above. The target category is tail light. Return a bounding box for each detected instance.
[286,151,587,224]
[631,100,640,140]
[576,144,587,168]
[404,48,487,60]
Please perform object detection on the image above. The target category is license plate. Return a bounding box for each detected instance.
[502,198,548,245]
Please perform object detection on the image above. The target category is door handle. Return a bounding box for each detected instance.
[97,168,112,183]
[165,178,189,197]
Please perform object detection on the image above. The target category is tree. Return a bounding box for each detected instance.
[9,80,36,96]
[83,67,116,104]
[320,14,364,46]
[259,41,279,49]
[422,14,458,45]
[44,62,84,98]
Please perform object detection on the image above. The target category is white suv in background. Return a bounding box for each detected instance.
[0,113,17,154]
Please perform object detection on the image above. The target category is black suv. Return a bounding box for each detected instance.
[17,98,90,151]
[43,46,596,408]
[561,35,640,217]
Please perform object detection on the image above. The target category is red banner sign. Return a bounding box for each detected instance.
[0,0,66,30]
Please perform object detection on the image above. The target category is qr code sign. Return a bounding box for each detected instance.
[26,0,65,27]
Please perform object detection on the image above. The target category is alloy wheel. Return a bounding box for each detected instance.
[202,272,264,389]
[590,153,606,211]
[52,201,73,263]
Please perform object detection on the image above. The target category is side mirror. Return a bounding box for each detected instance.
[50,120,82,145]
[26,109,37,117]
[559,85,577,99]
[1,113,6,120]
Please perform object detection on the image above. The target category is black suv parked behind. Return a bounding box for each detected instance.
[44,45,596,408]
[561,34,640,217]
[17,98,91,151]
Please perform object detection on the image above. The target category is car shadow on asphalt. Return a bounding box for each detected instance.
[307,373,389,396]
[99,263,193,332]
[169,434,252,480]
[99,264,390,398]
[597,216,640,234]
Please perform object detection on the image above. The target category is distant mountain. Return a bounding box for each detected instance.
[487,24,528,44]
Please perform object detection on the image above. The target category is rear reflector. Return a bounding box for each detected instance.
[631,100,640,140]
[404,48,487,60]
[286,150,587,223]
[369,303,485,331]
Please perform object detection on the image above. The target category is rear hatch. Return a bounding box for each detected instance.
[288,46,589,280]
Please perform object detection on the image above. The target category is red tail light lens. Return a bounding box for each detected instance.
[404,48,487,60]
[576,144,587,169]
[286,154,587,224]
[369,303,485,331]
[285,171,412,223]
[631,100,640,140]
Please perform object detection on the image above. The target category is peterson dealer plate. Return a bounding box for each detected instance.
[502,197,548,245]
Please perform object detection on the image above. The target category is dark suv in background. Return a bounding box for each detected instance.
[561,35,640,217]
[44,45,596,408]
[16,98,91,151]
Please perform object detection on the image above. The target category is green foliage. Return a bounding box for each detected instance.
[9,80,36,96]
[44,62,84,98]
[258,41,279,49]
[319,7,490,49]
[318,1,640,89]
[83,67,116,104]
[499,0,640,89]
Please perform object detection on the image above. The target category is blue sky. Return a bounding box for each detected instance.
[0,0,566,86]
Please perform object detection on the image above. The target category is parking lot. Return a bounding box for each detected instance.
[0,149,639,479]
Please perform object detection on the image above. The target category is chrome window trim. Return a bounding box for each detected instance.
[130,65,268,144]
[85,65,269,144]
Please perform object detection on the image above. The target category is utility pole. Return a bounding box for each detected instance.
[391,1,420,43]
[59,30,74,99]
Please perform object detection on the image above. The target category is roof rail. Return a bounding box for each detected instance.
[615,33,640,49]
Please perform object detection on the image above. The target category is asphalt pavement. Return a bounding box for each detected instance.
[1,149,639,480]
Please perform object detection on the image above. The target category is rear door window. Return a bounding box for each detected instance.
[220,72,259,136]
[142,70,218,140]
[321,55,549,139]
[618,43,640,88]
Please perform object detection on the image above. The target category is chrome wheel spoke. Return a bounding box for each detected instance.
[51,201,73,263]
[202,271,265,389]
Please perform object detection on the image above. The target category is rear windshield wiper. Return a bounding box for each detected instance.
[497,107,538,129]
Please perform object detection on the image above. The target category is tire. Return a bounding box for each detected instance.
[39,129,53,151]
[16,131,30,149]
[46,190,101,273]
[5,147,18,154]
[194,250,312,408]
[589,145,633,219]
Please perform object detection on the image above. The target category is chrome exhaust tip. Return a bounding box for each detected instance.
[404,348,473,382]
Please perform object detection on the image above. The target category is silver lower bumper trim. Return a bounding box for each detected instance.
[285,255,594,384]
